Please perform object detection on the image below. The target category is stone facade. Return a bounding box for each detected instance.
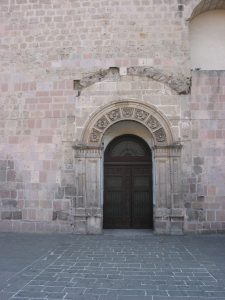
[0,0,225,233]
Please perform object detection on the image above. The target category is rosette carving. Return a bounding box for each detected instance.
[135,109,149,121]
[154,128,167,142]
[95,116,109,130]
[107,109,121,121]
[146,115,160,130]
[90,128,102,143]
[121,107,134,118]
[86,102,171,146]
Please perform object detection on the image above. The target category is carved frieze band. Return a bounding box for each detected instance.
[90,106,167,144]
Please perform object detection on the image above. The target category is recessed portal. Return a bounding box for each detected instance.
[103,135,153,229]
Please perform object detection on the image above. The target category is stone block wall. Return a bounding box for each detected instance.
[0,0,200,77]
[0,78,76,232]
[185,71,225,233]
[0,0,225,233]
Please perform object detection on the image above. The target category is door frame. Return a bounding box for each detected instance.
[74,101,184,234]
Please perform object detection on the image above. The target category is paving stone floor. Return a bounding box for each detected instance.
[0,230,225,300]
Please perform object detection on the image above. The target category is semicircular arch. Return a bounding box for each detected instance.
[81,100,174,147]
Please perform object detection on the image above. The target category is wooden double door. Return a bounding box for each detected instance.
[103,135,153,229]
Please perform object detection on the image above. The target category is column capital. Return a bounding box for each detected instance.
[153,142,182,158]
[73,144,104,158]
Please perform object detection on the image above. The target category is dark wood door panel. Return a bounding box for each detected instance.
[104,165,153,229]
[103,135,153,229]
[132,191,152,228]
[104,166,131,228]
[104,191,129,228]
[131,166,153,228]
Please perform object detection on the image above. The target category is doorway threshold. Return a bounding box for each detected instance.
[103,229,154,236]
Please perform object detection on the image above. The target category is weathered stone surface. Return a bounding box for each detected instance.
[128,67,191,94]
[55,187,64,200]
[7,171,16,182]
[12,211,22,220]
[2,200,17,207]
[0,161,7,170]
[194,157,204,165]
[1,211,12,220]
[52,211,57,221]
[1,211,22,220]
[73,66,191,95]
[53,211,69,221]
[0,1,225,234]
[0,171,6,182]
[74,68,120,94]
[65,186,76,197]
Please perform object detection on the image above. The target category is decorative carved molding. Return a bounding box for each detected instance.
[154,128,167,143]
[127,66,191,95]
[73,144,104,158]
[73,66,191,96]
[74,100,183,235]
[135,109,149,121]
[90,128,101,142]
[153,142,183,157]
[154,142,183,150]
[146,115,160,130]
[121,107,134,118]
[74,67,120,95]
[86,102,172,145]
[107,109,121,122]
[73,144,104,150]
[95,116,109,130]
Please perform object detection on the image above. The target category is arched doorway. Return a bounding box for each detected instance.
[103,134,153,229]
[74,100,183,234]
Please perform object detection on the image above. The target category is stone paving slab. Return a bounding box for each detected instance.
[0,230,225,299]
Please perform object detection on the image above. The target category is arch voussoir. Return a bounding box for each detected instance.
[81,101,174,147]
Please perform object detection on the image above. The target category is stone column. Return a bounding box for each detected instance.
[73,145,103,234]
[169,144,184,235]
[153,143,183,234]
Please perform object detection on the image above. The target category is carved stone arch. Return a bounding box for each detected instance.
[81,100,174,147]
